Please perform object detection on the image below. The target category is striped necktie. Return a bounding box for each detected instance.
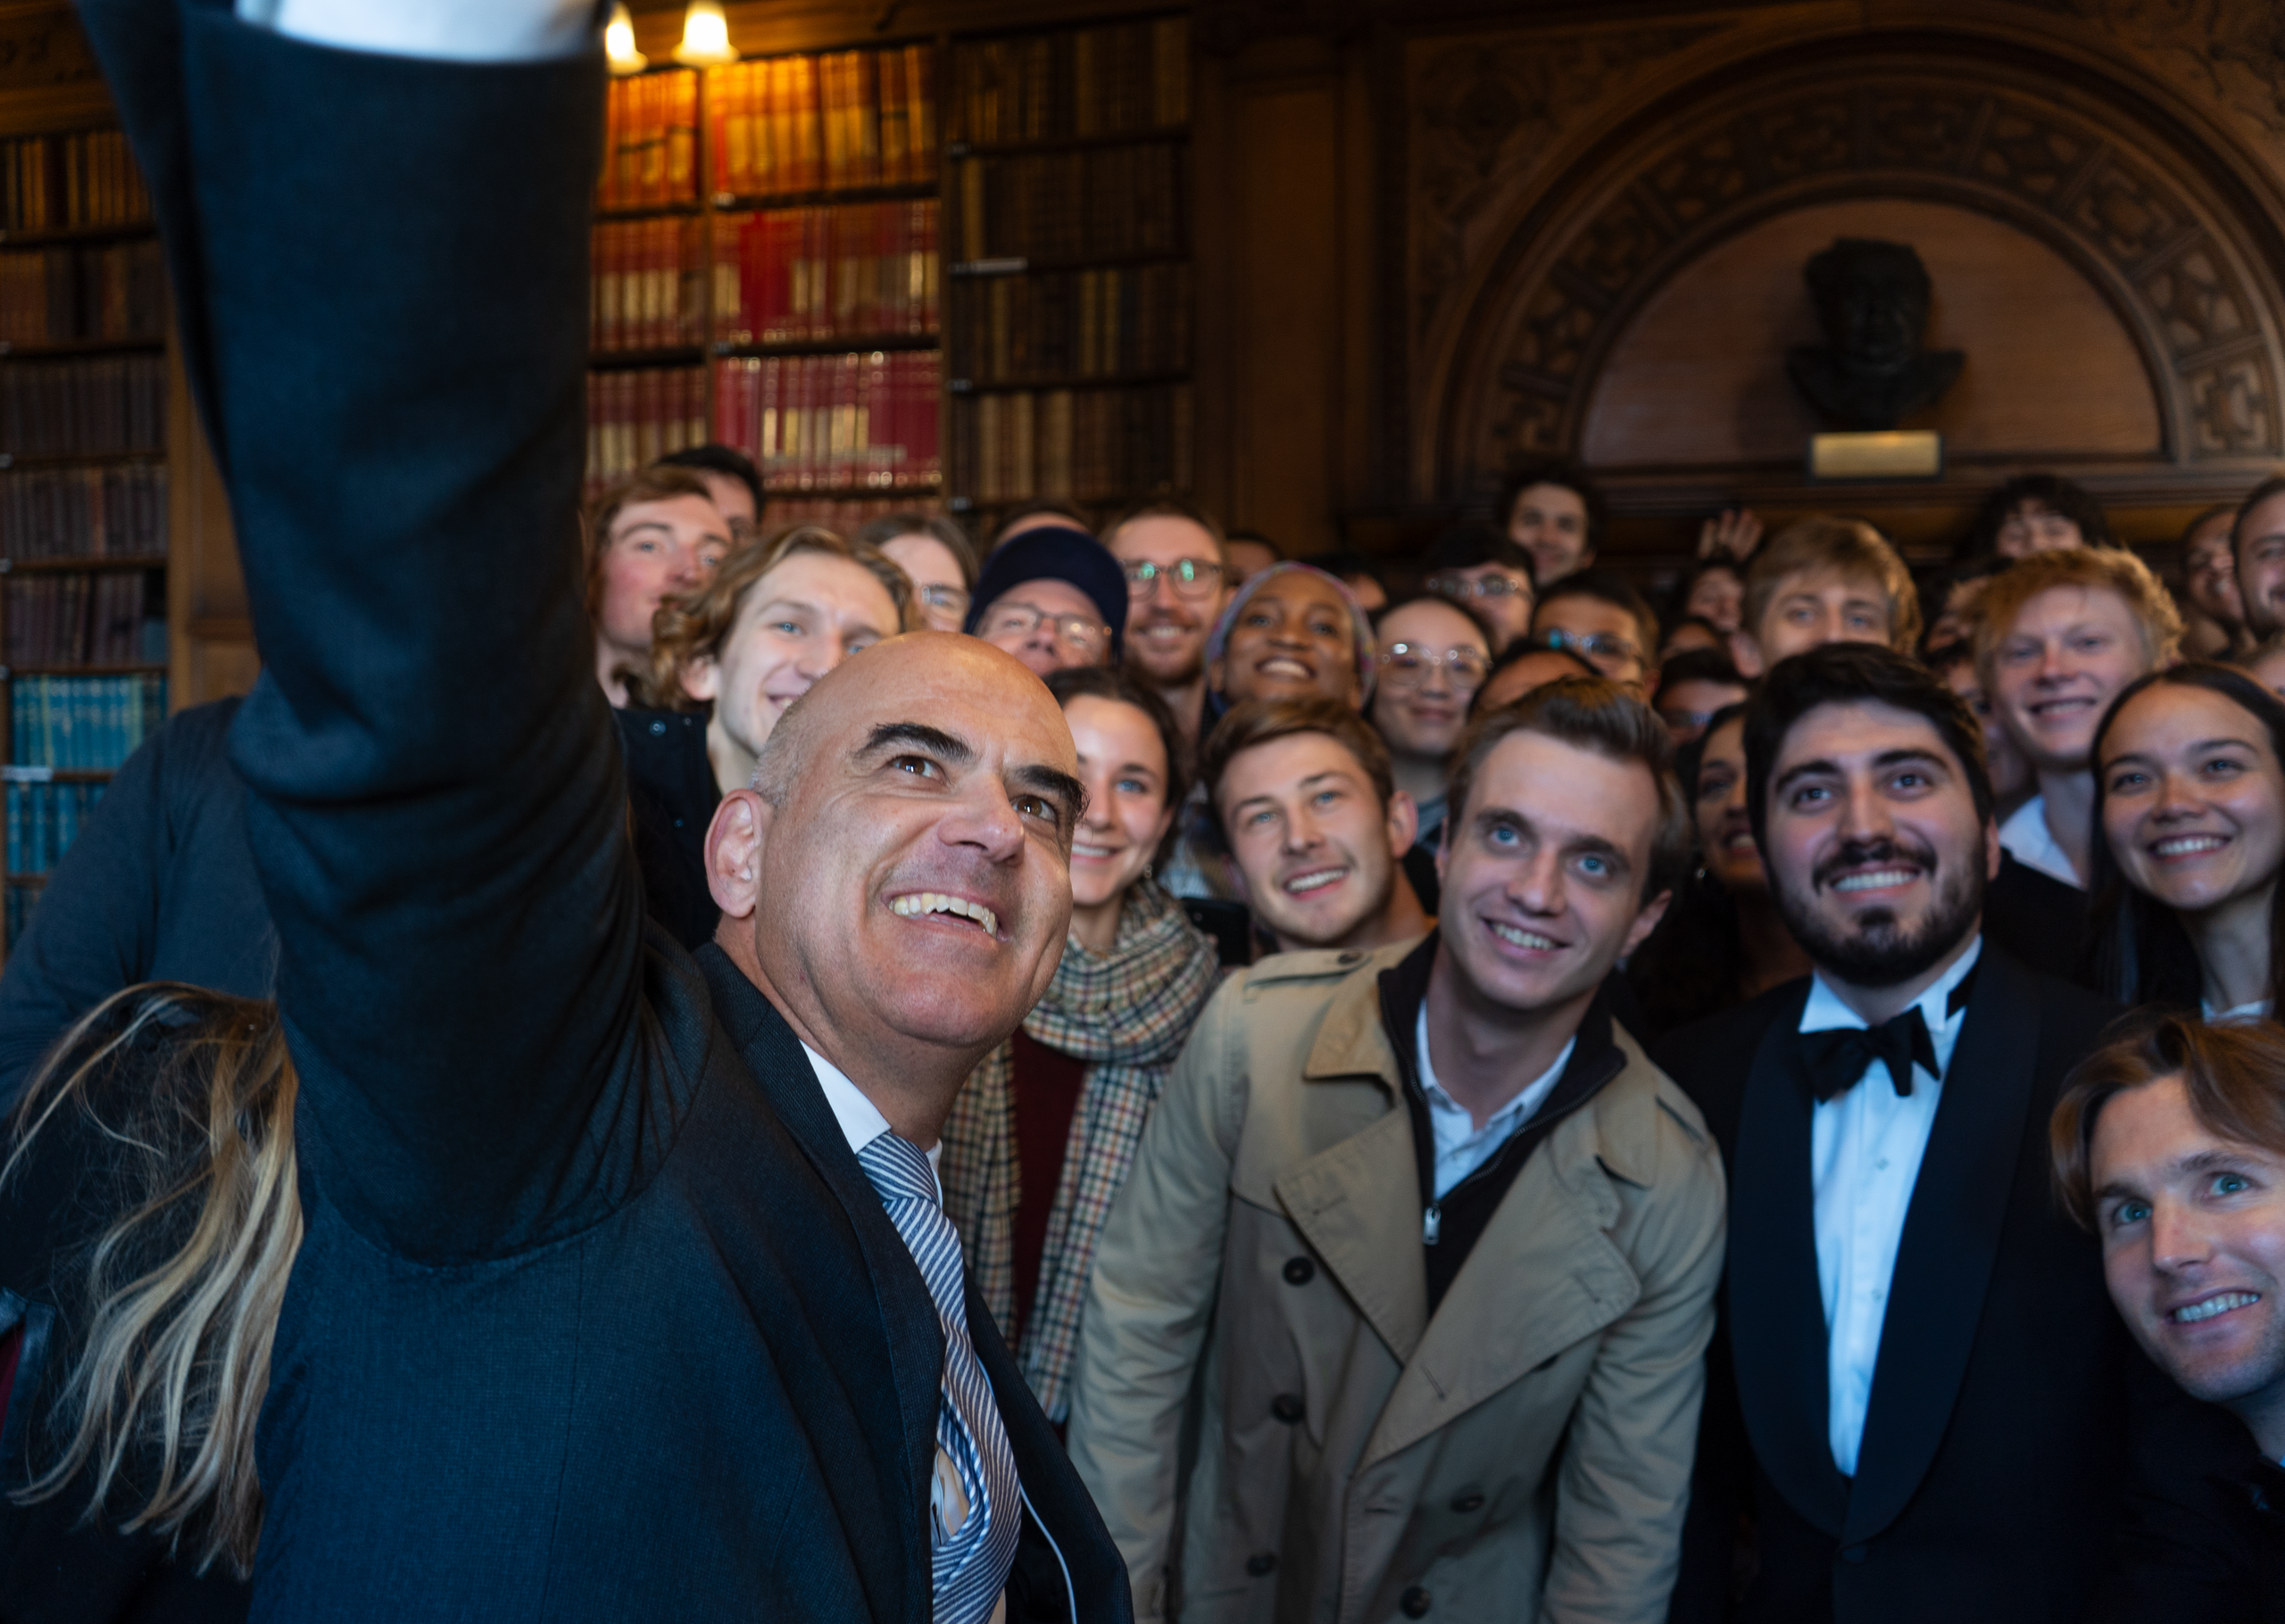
[856,1131,1022,1624]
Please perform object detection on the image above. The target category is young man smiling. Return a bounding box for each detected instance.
[1658,644,2148,1624]
[1071,675,1724,1624]
[1201,698,1430,957]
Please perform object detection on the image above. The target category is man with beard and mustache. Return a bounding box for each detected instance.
[1106,499,1231,755]
[1656,643,2182,1624]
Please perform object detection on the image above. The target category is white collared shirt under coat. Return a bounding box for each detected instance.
[1798,937,1982,1477]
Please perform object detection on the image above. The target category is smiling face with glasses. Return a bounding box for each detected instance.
[976,576,1115,677]
[1427,563,1535,650]
[1531,592,1649,692]
[1369,597,1491,766]
[1109,513,1230,688]
[878,532,973,634]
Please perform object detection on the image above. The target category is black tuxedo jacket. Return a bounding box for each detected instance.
[74,5,1129,1620]
[1656,946,2139,1624]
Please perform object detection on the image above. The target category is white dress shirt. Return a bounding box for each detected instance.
[803,1046,1006,1624]
[239,0,594,60]
[1416,1006,1575,1200]
[1800,937,1982,1477]
[1998,796,2083,889]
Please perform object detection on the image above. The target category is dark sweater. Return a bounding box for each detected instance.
[0,699,270,1107]
[80,8,1129,1621]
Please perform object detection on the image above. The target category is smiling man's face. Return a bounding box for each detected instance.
[2092,1075,2285,1430]
[1989,584,2155,775]
[1217,730,1414,954]
[712,634,1083,1080]
[1762,700,1996,989]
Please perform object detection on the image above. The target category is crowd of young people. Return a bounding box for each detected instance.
[8,8,2285,1623]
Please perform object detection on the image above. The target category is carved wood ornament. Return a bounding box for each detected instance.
[1410,27,2285,507]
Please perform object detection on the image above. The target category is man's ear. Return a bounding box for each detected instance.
[1385,789,1419,858]
[1622,887,1674,957]
[682,655,720,705]
[707,788,773,917]
[1984,817,2003,882]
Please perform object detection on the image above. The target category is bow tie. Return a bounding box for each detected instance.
[1803,1007,1938,1101]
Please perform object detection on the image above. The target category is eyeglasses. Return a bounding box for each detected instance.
[917,584,971,617]
[1123,558,1226,599]
[1378,643,1489,691]
[982,601,1110,654]
[1541,627,1640,663]
[1427,572,1532,602]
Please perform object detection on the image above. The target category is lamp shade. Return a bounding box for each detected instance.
[603,3,646,74]
[672,0,737,67]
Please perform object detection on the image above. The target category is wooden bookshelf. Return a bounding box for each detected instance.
[0,115,179,951]
[940,12,1192,525]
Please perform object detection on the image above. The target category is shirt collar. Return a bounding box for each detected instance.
[1799,934,1983,1040]
[802,1042,943,1176]
[1414,1002,1574,1132]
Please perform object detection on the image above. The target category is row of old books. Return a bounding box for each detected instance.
[0,356,168,457]
[952,145,1184,265]
[5,569,165,668]
[585,368,708,494]
[951,384,1192,505]
[710,46,940,198]
[948,19,1189,145]
[599,70,700,212]
[0,238,166,347]
[762,494,943,533]
[592,217,704,352]
[0,464,168,560]
[714,203,940,345]
[1,130,152,235]
[950,263,1191,384]
[11,673,168,770]
[5,777,105,878]
[713,352,942,491]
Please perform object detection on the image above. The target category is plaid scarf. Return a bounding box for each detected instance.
[939,878,1220,1421]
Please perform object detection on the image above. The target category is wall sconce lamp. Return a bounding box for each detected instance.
[673,1,739,67]
[604,3,646,74]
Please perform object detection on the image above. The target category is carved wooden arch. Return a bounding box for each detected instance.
[1428,40,2285,501]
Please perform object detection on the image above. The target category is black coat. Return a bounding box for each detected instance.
[1655,946,2166,1624]
[0,699,270,1107]
[78,6,1130,1620]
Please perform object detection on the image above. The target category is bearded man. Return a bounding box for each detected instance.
[1654,644,2177,1624]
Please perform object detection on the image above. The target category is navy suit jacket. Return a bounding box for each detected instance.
[76,4,1130,1620]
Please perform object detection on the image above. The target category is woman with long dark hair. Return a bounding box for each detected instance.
[2090,663,2285,1021]
[2,984,298,1621]
[1625,702,1811,1037]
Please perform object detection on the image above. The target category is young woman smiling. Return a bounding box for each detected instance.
[2090,665,2285,1021]
[1625,703,1812,1036]
[937,667,1221,1424]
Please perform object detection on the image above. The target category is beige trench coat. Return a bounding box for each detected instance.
[1068,940,1727,1624]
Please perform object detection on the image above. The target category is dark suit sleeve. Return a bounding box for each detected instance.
[80,5,644,1259]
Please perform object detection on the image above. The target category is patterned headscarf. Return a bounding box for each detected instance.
[1203,561,1377,707]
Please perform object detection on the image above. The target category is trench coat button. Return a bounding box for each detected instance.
[1450,1490,1484,1513]
[1283,1256,1316,1285]
[648,719,666,735]
[1841,1545,1868,1563]
[1245,1553,1277,1576]
[1400,1586,1433,1616]
[1270,1393,1305,1423]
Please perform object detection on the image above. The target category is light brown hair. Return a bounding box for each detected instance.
[1102,495,1227,558]
[627,523,919,712]
[2051,1008,2285,1231]
[1743,515,1923,653]
[1446,674,1690,902]
[4,985,301,1577]
[582,464,719,622]
[1971,543,2183,683]
[855,512,979,589]
[1199,697,1396,841]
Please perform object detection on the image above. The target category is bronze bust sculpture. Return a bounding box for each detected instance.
[1786,237,1965,430]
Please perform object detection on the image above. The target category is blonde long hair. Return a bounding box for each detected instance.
[3,983,300,1577]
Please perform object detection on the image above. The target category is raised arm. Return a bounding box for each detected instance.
[80,2,644,1258]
